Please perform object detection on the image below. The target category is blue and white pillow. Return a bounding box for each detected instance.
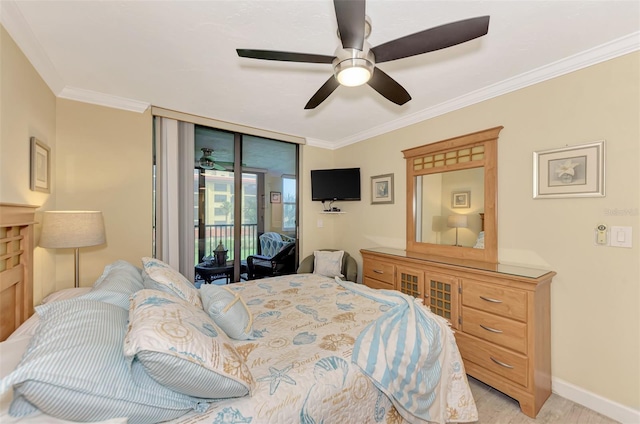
[141,257,202,308]
[78,260,144,310]
[124,289,254,399]
[1,298,206,424]
[313,250,344,278]
[200,285,254,340]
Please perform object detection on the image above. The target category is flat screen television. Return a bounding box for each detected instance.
[311,168,361,202]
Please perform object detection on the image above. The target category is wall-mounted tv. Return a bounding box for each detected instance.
[311,168,361,202]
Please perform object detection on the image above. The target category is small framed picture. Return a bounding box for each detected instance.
[533,140,605,198]
[371,173,394,205]
[30,137,50,193]
[451,191,470,208]
[270,191,281,203]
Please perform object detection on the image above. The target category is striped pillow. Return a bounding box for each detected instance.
[141,257,202,308]
[2,299,205,424]
[78,260,144,310]
[200,285,255,340]
[124,290,254,399]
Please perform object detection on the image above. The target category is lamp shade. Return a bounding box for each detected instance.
[40,211,106,249]
[447,214,468,229]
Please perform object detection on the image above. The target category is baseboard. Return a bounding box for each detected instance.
[553,377,640,423]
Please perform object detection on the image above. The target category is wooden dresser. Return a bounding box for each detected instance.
[361,247,555,418]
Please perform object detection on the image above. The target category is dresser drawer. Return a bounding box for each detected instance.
[462,306,527,354]
[363,259,395,285]
[462,280,527,321]
[456,332,528,387]
[364,276,394,290]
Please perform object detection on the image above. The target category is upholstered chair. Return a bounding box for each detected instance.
[296,249,358,282]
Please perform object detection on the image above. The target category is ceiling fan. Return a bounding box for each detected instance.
[237,0,489,109]
[198,148,227,171]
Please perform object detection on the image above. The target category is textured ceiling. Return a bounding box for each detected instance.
[3,1,639,148]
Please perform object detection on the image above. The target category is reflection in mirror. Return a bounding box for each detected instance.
[415,167,484,248]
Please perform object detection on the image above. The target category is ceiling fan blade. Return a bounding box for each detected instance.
[305,76,340,109]
[371,16,490,63]
[367,68,411,106]
[237,49,334,64]
[334,0,366,50]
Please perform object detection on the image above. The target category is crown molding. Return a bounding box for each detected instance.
[1,0,65,94]
[3,0,638,137]
[58,87,150,113]
[336,31,640,148]
[305,137,337,150]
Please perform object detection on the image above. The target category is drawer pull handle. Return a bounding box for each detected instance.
[479,295,502,303]
[490,356,514,369]
[373,269,384,274]
[480,324,503,334]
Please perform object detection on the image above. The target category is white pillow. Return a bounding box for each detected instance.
[124,289,254,399]
[313,250,344,278]
[141,257,202,308]
[200,285,254,340]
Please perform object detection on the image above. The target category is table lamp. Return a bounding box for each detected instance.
[39,211,106,287]
[447,214,468,247]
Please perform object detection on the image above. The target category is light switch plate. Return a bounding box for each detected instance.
[610,226,632,248]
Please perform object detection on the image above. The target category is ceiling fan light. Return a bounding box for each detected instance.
[334,58,374,87]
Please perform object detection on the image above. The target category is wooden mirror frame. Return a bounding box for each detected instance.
[403,126,503,263]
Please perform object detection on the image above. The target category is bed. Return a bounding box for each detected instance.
[0,203,478,424]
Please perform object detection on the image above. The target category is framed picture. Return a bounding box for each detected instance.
[451,191,471,208]
[30,137,50,193]
[270,191,281,203]
[371,173,394,204]
[533,140,605,199]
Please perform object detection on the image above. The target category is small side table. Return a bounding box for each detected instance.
[195,261,249,284]
[195,262,233,284]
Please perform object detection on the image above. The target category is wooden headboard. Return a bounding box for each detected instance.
[0,203,37,341]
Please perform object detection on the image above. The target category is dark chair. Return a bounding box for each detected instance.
[246,242,296,280]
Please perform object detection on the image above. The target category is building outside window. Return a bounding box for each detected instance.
[282,176,296,231]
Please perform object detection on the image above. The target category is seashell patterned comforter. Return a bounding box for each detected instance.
[171,273,477,424]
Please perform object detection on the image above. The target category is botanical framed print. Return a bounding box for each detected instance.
[533,140,605,198]
[451,191,471,208]
[270,191,281,203]
[30,137,50,193]
[371,173,394,204]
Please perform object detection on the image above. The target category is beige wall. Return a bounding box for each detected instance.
[1,25,152,300]
[333,52,639,410]
[299,144,339,257]
[0,26,57,303]
[55,99,153,288]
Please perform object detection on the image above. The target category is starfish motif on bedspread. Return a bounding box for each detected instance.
[256,364,296,395]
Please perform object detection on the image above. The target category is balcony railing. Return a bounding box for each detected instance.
[195,223,258,264]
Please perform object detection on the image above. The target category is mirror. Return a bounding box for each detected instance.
[415,167,484,247]
[403,127,502,263]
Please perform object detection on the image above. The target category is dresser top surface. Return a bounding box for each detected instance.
[361,247,554,280]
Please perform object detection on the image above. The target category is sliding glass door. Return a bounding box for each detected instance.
[194,126,298,284]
